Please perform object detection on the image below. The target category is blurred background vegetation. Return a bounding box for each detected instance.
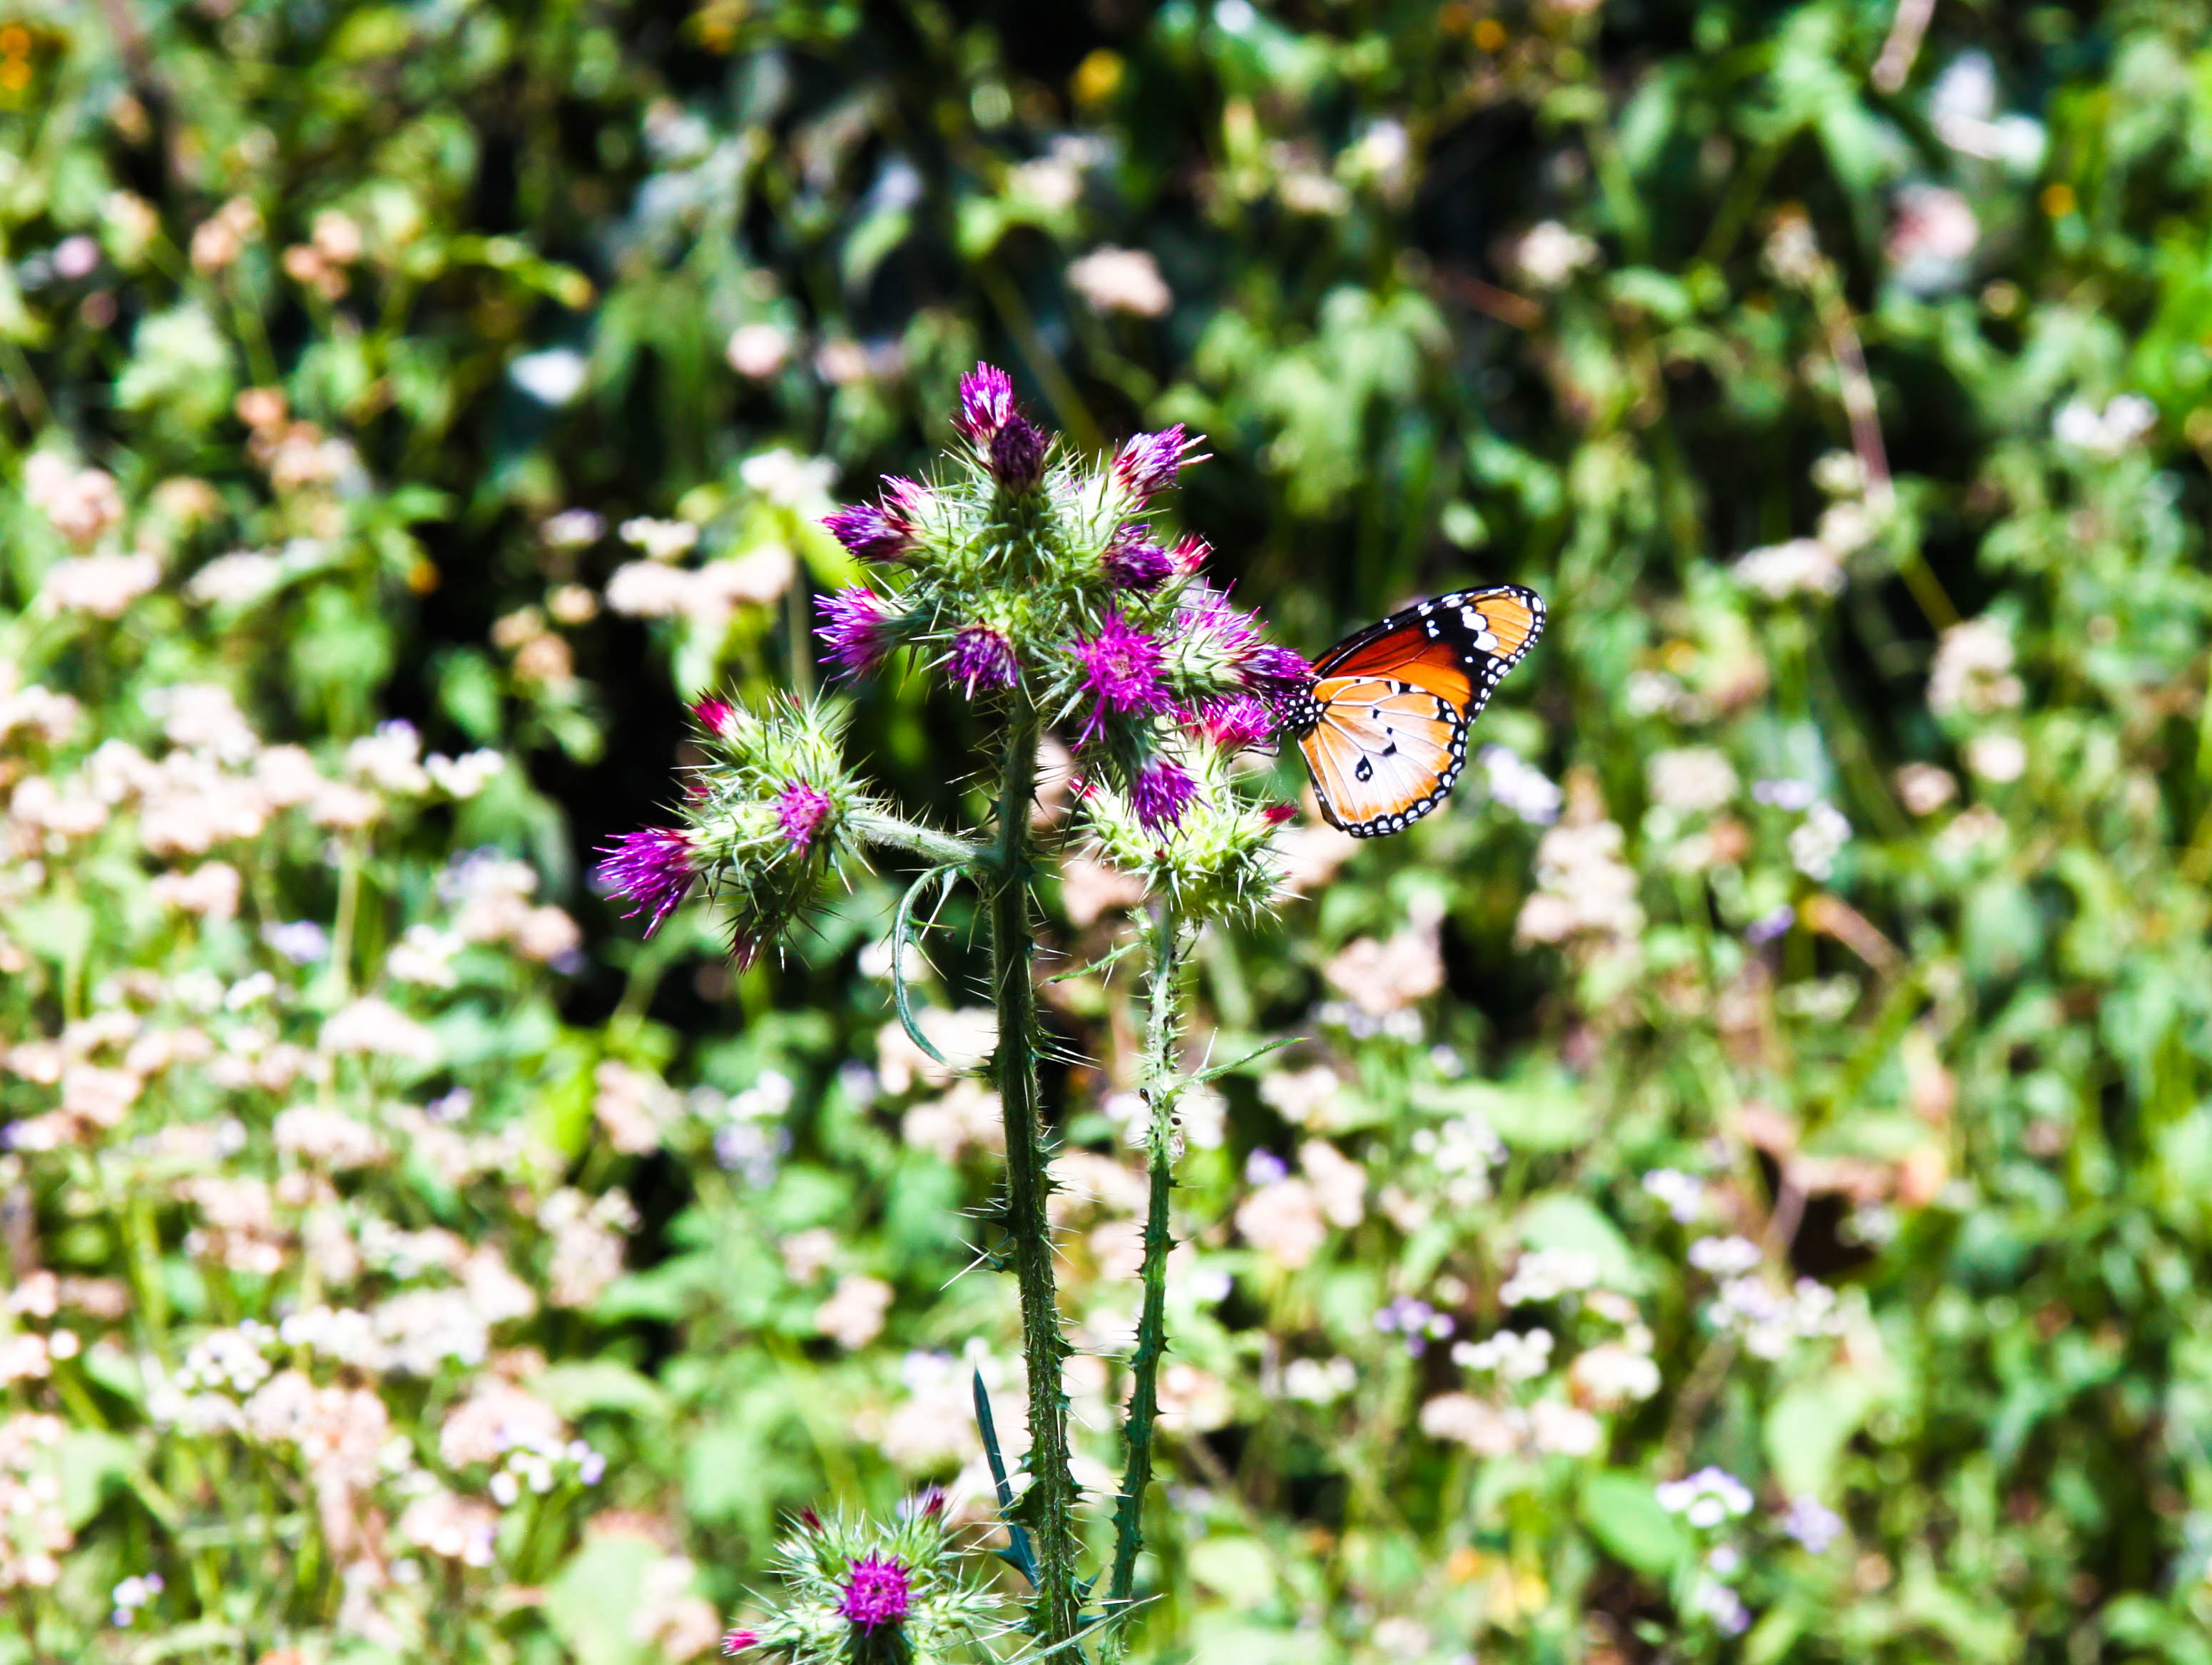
[8,0,2212,1660]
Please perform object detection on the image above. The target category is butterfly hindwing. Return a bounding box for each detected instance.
[1293,584,1545,838]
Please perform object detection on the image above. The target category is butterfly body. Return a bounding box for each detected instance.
[1289,584,1545,838]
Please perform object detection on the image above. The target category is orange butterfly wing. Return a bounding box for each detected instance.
[1293,585,1545,837]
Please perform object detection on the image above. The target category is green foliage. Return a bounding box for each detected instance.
[8,0,2212,1661]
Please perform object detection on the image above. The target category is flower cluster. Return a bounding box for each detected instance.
[814,363,1305,916]
[597,698,887,963]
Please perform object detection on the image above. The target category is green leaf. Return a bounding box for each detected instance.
[1577,1470,1684,1579]
[534,1360,671,1421]
[544,1532,661,1665]
[1516,1193,1643,1292]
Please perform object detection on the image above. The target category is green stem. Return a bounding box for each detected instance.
[1106,902,1191,1641]
[847,810,987,871]
[986,698,1084,1649]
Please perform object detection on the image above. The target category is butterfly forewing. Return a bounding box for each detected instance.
[1295,584,1545,838]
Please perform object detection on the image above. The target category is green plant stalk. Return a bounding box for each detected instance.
[985,695,1084,1649]
[1105,900,1192,1639]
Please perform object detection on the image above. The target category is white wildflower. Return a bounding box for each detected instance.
[617,517,700,562]
[1066,245,1173,317]
[1513,221,1596,287]
[1480,744,1563,825]
[1788,800,1852,880]
[1733,536,1843,599]
[41,551,160,617]
[1647,748,1738,815]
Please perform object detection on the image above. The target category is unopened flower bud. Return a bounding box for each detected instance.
[988,413,1048,492]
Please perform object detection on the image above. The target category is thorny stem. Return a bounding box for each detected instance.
[986,693,1084,1651]
[847,809,987,872]
[1105,901,1193,1644]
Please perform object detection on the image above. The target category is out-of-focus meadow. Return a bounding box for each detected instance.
[6,0,2212,1659]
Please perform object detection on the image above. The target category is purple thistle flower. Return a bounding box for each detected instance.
[691,697,738,740]
[720,1631,759,1656]
[1104,526,1174,591]
[837,1554,912,1631]
[775,781,834,850]
[1197,695,1275,752]
[823,477,933,562]
[949,621,1019,696]
[1069,609,1171,741]
[816,586,897,681]
[881,476,932,524]
[989,413,1049,491]
[1112,425,1208,503]
[954,363,1016,444]
[1262,803,1297,825]
[1240,641,1315,698]
[1170,531,1211,574]
[821,504,911,563]
[596,827,700,936]
[1131,755,1200,832]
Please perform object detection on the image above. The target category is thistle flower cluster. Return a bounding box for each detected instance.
[720,1497,1006,1665]
[597,698,884,964]
[819,362,1308,916]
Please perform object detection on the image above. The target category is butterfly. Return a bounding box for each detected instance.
[1285,584,1546,838]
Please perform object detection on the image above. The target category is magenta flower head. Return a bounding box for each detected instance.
[692,696,738,740]
[1131,755,1200,832]
[822,504,910,564]
[1112,425,1208,503]
[719,1631,758,1656]
[949,620,1019,696]
[1104,526,1174,591]
[1069,609,1171,741]
[1197,695,1275,753]
[823,478,933,563]
[817,586,898,681]
[953,362,1016,444]
[1170,532,1211,575]
[596,827,701,935]
[1262,802,1298,825]
[775,781,834,850]
[837,1554,912,1631]
[1240,641,1315,698]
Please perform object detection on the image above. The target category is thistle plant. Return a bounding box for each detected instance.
[601,365,1308,1655]
[719,1497,1009,1665]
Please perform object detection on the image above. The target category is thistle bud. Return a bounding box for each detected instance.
[987,414,1048,492]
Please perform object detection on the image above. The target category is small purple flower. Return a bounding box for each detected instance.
[775,781,834,850]
[596,827,700,936]
[817,586,897,681]
[989,413,1048,491]
[1112,425,1208,502]
[1240,641,1314,698]
[949,621,1019,696]
[1196,695,1275,753]
[821,503,912,563]
[1781,1495,1844,1553]
[1131,755,1199,832]
[837,1554,912,1630]
[1104,526,1173,591]
[1069,609,1171,740]
[720,1630,760,1656]
[1745,904,1797,944]
[1261,803,1296,825]
[692,697,737,740]
[954,363,1016,444]
[1170,531,1211,574]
